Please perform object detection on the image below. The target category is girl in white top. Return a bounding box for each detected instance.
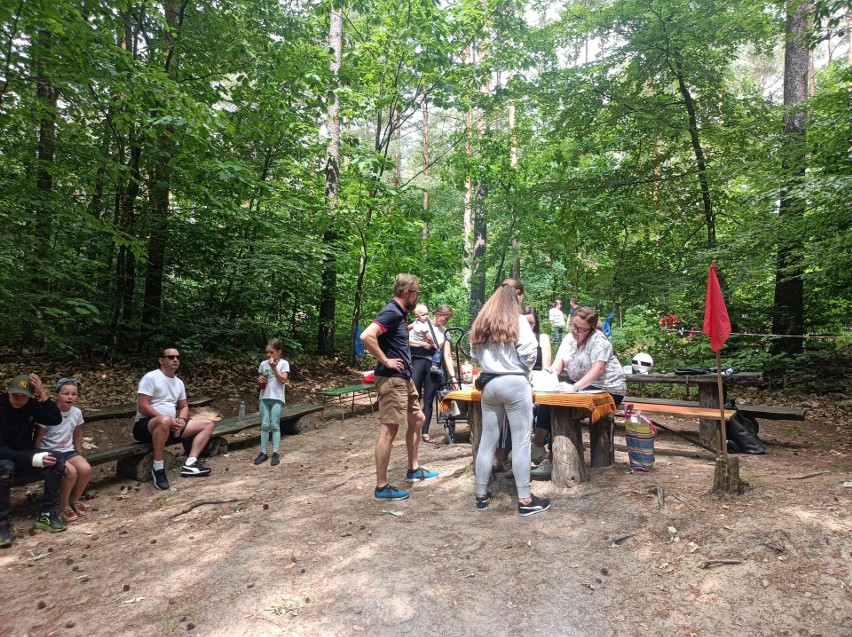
[469,282,550,516]
[254,338,290,466]
[33,378,92,522]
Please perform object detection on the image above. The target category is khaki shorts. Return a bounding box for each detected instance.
[375,376,422,425]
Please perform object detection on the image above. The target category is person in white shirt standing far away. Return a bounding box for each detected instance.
[548,300,566,343]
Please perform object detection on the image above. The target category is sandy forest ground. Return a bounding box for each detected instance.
[0,356,851,637]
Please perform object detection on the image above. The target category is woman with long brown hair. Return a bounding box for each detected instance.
[469,283,551,516]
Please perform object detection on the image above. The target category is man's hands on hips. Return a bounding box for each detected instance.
[383,358,405,372]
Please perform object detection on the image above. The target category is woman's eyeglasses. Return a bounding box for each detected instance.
[571,324,592,334]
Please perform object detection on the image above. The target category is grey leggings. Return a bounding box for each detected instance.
[475,375,532,499]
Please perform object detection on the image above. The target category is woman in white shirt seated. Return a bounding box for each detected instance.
[546,306,626,404]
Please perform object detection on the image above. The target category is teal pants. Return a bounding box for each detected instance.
[260,398,283,453]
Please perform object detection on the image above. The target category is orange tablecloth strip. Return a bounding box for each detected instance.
[441,390,616,423]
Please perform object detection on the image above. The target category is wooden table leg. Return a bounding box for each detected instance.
[468,403,482,466]
[589,414,615,468]
[698,382,724,450]
[551,407,587,486]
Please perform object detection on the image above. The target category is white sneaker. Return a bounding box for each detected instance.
[530,458,552,479]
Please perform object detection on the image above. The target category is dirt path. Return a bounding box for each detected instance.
[2,402,851,636]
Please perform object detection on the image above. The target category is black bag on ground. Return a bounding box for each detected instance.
[724,398,766,454]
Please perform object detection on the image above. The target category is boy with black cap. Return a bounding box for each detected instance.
[0,373,66,547]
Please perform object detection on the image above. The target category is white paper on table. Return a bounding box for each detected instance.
[530,370,557,391]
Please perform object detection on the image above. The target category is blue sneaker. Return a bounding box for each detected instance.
[405,467,439,482]
[374,484,409,501]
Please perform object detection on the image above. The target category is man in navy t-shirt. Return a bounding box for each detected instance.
[360,273,439,501]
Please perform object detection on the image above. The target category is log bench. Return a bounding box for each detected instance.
[12,403,323,486]
[82,395,214,422]
[317,383,376,421]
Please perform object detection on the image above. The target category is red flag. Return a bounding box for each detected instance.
[703,263,731,352]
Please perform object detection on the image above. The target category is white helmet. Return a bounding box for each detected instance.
[632,352,654,374]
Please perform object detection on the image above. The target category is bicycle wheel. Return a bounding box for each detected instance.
[457,330,472,359]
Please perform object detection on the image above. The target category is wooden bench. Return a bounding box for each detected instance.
[623,396,806,422]
[317,383,376,421]
[12,403,323,486]
[617,401,735,454]
[82,395,214,422]
[624,372,763,448]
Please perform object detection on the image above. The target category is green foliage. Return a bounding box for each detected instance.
[0,0,847,378]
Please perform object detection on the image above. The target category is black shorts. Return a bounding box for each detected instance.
[133,418,183,444]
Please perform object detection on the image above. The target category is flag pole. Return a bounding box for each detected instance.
[715,349,728,459]
[704,260,739,493]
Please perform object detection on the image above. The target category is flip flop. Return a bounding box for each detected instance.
[61,507,79,523]
[421,434,439,444]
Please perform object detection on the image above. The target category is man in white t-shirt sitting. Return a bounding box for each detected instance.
[548,300,566,343]
[133,347,214,490]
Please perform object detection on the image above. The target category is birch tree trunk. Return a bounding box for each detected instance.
[319,2,343,356]
[462,45,473,290]
[421,97,430,242]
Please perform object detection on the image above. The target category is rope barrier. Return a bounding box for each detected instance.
[658,328,846,340]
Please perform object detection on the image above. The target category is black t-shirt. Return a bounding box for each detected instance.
[0,394,62,464]
[372,300,412,379]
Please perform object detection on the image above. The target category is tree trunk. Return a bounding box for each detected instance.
[140,1,185,349]
[421,96,430,243]
[469,178,487,314]
[698,382,723,450]
[462,46,474,290]
[771,0,810,358]
[0,0,24,102]
[712,456,743,495]
[33,28,58,305]
[319,1,343,357]
[673,62,715,247]
[550,408,587,487]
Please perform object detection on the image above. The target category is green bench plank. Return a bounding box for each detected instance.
[317,383,375,397]
[316,384,376,420]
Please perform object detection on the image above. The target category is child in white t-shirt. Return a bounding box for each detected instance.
[33,378,92,522]
[254,338,290,466]
[408,304,433,346]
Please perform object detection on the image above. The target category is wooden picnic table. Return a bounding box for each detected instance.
[440,389,618,489]
[626,372,762,447]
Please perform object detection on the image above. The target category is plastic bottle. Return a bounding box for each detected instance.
[239,400,246,418]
